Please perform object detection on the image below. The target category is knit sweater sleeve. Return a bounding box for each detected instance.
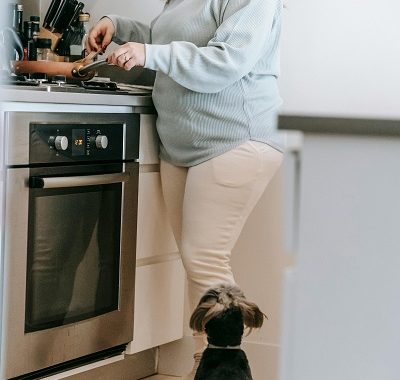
[106,15,151,44]
[144,0,280,93]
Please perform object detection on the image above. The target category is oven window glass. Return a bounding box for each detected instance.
[25,184,121,332]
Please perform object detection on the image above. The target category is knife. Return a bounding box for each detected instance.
[43,0,62,28]
[49,0,67,31]
[59,0,79,32]
[67,2,84,29]
[51,0,73,33]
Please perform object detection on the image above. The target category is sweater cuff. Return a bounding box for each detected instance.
[104,15,120,43]
[144,44,172,73]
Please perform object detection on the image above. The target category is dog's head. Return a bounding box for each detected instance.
[189,283,266,347]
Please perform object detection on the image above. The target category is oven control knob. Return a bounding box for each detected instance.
[95,135,108,150]
[54,136,69,151]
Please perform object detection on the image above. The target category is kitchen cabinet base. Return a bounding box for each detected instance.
[63,348,157,380]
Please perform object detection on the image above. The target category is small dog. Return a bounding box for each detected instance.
[189,283,266,380]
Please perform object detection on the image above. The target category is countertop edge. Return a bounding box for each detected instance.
[278,114,400,136]
[0,88,155,108]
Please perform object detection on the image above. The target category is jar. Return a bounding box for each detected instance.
[36,38,54,61]
[79,13,90,58]
[69,13,91,61]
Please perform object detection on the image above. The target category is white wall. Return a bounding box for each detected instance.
[279,0,400,119]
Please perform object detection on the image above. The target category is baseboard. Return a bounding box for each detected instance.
[241,340,280,380]
[158,336,194,376]
[63,348,157,380]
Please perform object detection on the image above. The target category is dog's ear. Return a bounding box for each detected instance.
[189,298,225,332]
[238,299,267,332]
[189,302,210,333]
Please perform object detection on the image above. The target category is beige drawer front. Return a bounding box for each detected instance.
[136,172,178,260]
[126,259,185,354]
[139,114,159,165]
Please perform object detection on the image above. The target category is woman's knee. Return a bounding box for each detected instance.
[181,249,234,285]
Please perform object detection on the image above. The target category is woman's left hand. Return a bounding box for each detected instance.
[107,42,146,70]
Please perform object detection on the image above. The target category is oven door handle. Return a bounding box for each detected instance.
[29,172,130,189]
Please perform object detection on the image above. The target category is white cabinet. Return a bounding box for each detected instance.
[279,116,400,380]
[128,259,185,354]
[126,114,185,355]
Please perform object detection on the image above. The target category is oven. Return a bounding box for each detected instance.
[1,111,139,379]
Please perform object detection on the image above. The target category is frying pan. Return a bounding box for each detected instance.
[12,58,109,81]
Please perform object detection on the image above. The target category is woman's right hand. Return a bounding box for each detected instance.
[86,17,115,53]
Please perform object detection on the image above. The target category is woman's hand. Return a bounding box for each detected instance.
[106,42,146,70]
[86,17,115,53]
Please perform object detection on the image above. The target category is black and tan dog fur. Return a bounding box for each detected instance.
[190,283,266,380]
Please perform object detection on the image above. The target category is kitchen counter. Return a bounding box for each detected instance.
[0,85,155,109]
[279,114,400,136]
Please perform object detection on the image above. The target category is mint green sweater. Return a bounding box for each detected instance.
[108,0,283,166]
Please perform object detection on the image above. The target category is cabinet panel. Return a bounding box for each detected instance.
[136,172,178,260]
[139,114,159,165]
[127,170,184,355]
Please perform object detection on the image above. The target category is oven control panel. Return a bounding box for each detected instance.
[48,134,110,152]
[47,129,110,155]
[29,120,139,164]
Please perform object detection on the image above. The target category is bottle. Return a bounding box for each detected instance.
[8,3,25,60]
[30,16,40,41]
[79,13,90,59]
[23,21,37,61]
[16,5,24,36]
[8,3,18,29]
[36,38,53,61]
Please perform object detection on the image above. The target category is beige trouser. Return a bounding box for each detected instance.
[160,141,283,317]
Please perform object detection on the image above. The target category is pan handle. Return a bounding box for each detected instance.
[71,59,110,78]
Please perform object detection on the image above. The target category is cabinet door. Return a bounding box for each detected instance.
[136,172,177,260]
[139,114,159,165]
[126,259,185,354]
[126,171,185,354]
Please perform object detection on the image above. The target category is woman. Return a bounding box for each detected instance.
[87,0,284,377]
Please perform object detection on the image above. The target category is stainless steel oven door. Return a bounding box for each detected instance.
[2,162,138,379]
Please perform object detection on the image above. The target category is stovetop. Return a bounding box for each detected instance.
[0,72,152,96]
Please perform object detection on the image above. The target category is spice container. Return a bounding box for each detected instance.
[36,38,54,61]
[79,13,90,58]
[69,13,91,60]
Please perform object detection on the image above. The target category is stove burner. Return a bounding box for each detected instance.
[80,81,119,91]
[1,71,152,95]
[0,71,39,86]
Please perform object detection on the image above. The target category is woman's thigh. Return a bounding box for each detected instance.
[160,160,188,251]
[181,141,283,267]
[160,142,283,306]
